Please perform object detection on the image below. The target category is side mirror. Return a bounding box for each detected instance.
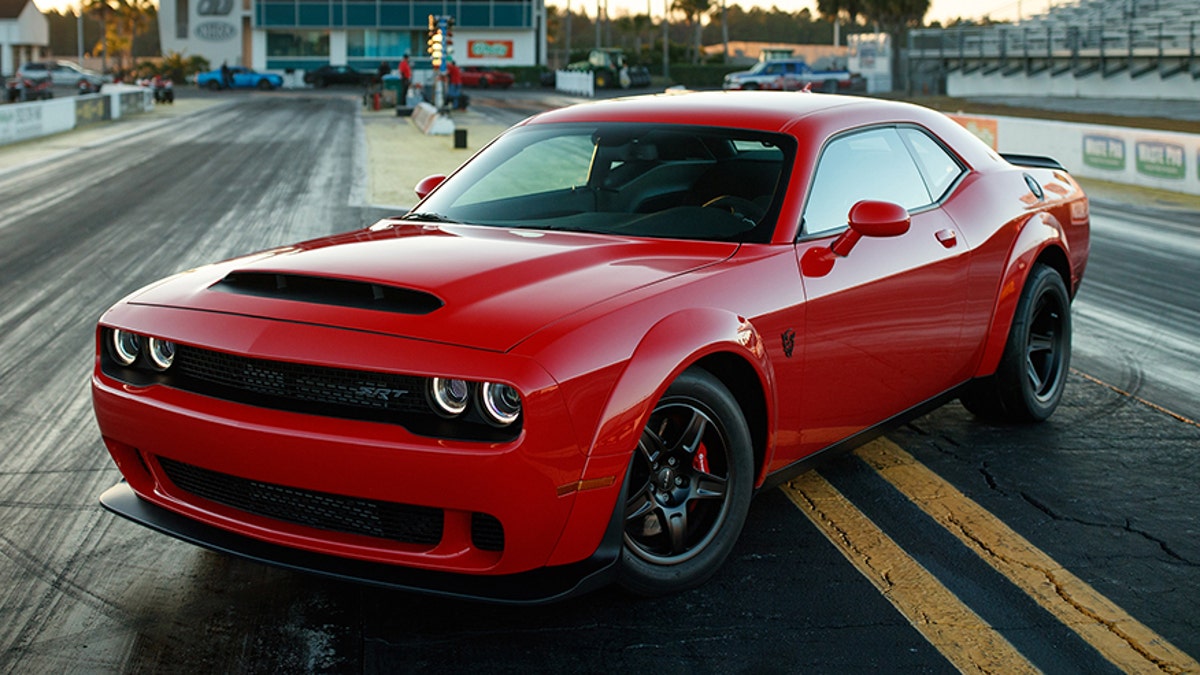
[414,174,446,200]
[830,200,911,257]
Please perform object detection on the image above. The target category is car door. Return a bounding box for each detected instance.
[795,125,973,452]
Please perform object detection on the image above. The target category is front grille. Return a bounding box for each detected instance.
[173,345,428,418]
[159,457,444,545]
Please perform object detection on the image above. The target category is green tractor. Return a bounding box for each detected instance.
[566,49,652,89]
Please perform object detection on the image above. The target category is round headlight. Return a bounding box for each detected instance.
[430,377,470,417]
[109,329,140,366]
[145,337,175,371]
[480,382,521,426]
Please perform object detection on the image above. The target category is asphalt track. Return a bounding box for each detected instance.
[0,91,1196,672]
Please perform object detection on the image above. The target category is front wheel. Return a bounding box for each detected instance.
[961,263,1071,422]
[257,79,274,90]
[618,368,754,596]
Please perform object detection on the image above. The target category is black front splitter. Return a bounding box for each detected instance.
[99,482,620,605]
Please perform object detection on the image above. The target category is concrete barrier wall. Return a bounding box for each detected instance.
[949,113,1200,196]
[948,70,1200,101]
[0,86,155,147]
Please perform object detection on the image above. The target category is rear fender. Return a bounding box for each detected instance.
[974,211,1071,378]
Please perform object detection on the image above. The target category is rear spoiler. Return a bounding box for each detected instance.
[1001,153,1066,171]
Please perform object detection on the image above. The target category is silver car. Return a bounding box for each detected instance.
[18,61,109,93]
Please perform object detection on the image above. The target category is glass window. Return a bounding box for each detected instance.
[267,30,331,57]
[899,127,964,202]
[802,127,931,237]
[348,30,412,58]
[412,123,794,243]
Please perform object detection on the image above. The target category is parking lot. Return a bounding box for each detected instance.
[0,89,1196,672]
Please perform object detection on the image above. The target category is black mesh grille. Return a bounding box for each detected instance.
[471,513,505,552]
[159,457,444,545]
[173,345,428,415]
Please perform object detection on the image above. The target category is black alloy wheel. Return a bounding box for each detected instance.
[619,369,753,595]
[961,263,1071,422]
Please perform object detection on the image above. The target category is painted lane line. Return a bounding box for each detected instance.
[856,438,1200,675]
[782,472,1039,675]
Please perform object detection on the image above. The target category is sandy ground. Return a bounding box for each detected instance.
[361,104,510,210]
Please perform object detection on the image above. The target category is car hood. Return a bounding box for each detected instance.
[126,223,737,352]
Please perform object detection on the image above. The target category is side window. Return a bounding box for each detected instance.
[802,127,932,237]
[900,128,964,202]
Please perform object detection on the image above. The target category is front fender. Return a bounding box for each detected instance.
[543,308,774,567]
[974,211,1072,378]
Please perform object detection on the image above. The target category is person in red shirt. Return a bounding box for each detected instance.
[446,60,462,108]
[398,54,412,104]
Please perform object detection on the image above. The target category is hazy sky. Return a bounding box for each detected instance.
[34,0,1043,26]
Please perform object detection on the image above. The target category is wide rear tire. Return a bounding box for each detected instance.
[618,369,753,596]
[961,263,1071,422]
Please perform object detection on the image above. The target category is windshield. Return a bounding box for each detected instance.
[412,122,794,243]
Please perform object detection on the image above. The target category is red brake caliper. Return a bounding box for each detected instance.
[692,442,709,474]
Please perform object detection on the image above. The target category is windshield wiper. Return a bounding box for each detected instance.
[400,212,456,223]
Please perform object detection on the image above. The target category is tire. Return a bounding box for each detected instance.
[479,77,490,89]
[257,79,274,90]
[618,368,754,596]
[594,71,610,89]
[206,80,221,91]
[742,82,759,90]
[961,263,1071,422]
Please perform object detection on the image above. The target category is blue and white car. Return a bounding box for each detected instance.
[196,67,283,91]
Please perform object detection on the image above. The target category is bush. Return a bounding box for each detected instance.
[664,64,745,88]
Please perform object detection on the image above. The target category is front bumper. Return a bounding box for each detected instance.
[100,481,622,604]
[92,305,632,597]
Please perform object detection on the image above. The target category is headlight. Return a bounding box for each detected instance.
[145,337,175,371]
[429,377,470,417]
[109,329,140,366]
[480,382,521,426]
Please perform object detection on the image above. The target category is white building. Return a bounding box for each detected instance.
[157,0,546,76]
[0,0,48,76]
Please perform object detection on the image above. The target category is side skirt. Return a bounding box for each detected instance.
[757,386,967,492]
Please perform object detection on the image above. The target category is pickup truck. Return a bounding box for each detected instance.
[722,59,864,93]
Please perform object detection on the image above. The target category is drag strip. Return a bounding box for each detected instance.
[0,94,1196,671]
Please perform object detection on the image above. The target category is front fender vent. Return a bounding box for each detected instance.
[212,272,443,315]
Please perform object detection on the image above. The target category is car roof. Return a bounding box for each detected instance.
[522,90,1003,187]
[527,91,917,134]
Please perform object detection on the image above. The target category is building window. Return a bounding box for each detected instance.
[348,30,413,58]
[267,30,332,56]
[177,0,189,39]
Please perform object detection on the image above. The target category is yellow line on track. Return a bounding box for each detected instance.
[855,438,1200,675]
[782,472,1040,675]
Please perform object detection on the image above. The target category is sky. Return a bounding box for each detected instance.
[33,0,1044,26]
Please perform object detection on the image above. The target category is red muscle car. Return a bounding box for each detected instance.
[92,91,1089,603]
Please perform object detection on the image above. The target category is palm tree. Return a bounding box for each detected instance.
[671,0,710,63]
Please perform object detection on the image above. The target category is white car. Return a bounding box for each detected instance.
[18,61,109,93]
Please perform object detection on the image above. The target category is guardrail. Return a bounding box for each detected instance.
[1,85,155,147]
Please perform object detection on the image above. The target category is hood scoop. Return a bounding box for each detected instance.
[211,272,443,315]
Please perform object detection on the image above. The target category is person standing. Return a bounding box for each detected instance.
[220,61,232,90]
[398,54,412,105]
[446,59,462,109]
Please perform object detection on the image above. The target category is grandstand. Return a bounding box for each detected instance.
[907,0,1200,99]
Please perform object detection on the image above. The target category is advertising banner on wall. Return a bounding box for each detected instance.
[950,114,1200,196]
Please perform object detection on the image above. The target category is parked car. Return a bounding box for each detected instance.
[723,58,863,93]
[459,66,514,89]
[93,91,1089,604]
[18,60,108,93]
[5,73,53,102]
[196,67,283,91]
[303,65,377,88]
